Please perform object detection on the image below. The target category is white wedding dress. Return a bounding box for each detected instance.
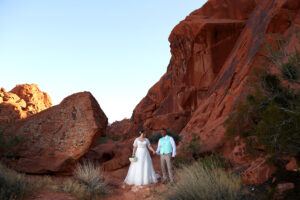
[124,138,158,186]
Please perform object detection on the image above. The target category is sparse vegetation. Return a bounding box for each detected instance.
[225,27,300,199]
[165,159,250,200]
[97,136,119,145]
[198,152,229,169]
[0,163,47,200]
[172,154,193,168]
[225,30,300,159]
[61,160,109,200]
[180,134,202,160]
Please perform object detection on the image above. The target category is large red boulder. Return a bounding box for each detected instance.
[2,92,108,174]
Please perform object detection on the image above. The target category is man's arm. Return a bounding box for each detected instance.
[170,137,176,157]
[155,139,161,155]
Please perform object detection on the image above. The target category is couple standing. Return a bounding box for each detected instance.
[124,129,176,186]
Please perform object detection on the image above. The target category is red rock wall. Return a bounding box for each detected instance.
[128,0,259,136]
[109,0,300,184]
[181,0,300,154]
[124,0,300,141]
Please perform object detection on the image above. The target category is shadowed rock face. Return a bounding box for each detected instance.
[2,92,108,174]
[108,0,300,184]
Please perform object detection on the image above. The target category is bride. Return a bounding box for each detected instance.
[124,130,158,186]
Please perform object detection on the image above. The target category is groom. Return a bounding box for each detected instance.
[155,128,176,184]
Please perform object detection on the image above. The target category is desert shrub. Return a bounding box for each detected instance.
[97,136,119,145]
[173,152,228,169]
[148,129,181,144]
[62,160,109,200]
[165,161,250,200]
[180,134,201,160]
[0,163,38,200]
[225,30,300,160]
[225,28,300,198]
[199,152,229,169]
[173,154,193,168]
[61,179,90,200]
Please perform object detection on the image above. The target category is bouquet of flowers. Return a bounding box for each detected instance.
[129,156,137,162]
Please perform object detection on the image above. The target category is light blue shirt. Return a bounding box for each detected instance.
[155,135,176,157]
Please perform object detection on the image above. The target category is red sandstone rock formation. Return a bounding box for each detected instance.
[2,92,108,174]
[11,84,52,115]
[242,157,276,184]
[83,140,133,171]
[0,84,52,122]
[130,4,247,134]
[107,119,132,138]
[108,0,300,184]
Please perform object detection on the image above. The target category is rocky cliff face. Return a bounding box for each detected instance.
[113,0,300,136]
[130,0,250,134]
[109,0,300,184]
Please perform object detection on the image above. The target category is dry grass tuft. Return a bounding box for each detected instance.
[165,161,250,200]
[61,160,109,200]
[0,163,46,200]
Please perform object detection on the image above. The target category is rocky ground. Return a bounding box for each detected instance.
[24,156,168,200]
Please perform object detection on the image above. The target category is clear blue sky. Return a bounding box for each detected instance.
[0,0,207,123]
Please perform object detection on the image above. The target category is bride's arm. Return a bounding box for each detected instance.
[132,139,137,156]
[146,139,155,154]
[132,146,137,156]
[147,145,155,153]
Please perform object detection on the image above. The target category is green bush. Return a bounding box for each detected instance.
[97,136,119,145]
[180,134,201,160]
[172,154,193,168]
[148,129,181,144]
[61,160,109,200]
[225,31,300,159]
[199,152,229,169]
[173,152,228,169]
[165,161,250,200]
